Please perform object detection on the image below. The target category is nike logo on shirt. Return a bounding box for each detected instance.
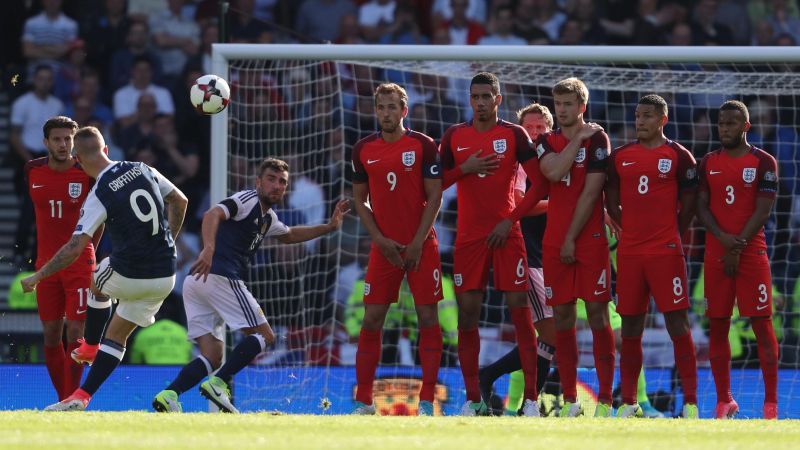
[32,184,45,189]
[621,161,636,167]
[673,297,685,304]
[514,279,526,285]
[757,304,769,311]
[594,290,607,295]
[456,146,470,152]
[367,159,380,164]
[709,170,722,175]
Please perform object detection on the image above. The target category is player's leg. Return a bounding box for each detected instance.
[408,243,444,416]
[37,276,68,400]
[703,259,738,418]
[529,266,556,396]
[72,258,116,365]
[453,239,491,415]
[735,258,778,419]
[543,245,582,416]
[615,255,649,418]
[495,237,539,416]
[63,271,92,395]
[577,245,615,415]
[156,275,225,412]
[651,255,697,418]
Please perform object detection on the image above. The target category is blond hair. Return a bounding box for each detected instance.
[552,77,589,104]
[516,103,554,128]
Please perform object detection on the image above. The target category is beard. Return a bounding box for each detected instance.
[721,134,743,149]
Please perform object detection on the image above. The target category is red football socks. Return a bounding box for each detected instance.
[555,328,578,403]
[44,344,67,400]
[355,328,382,405]
[620,335,643,405]
[418,325,443,402]
[510,307,538,401]
[64,340,85,397]
[458,327,481,402]
[672,331,698,404]
[592,325,616,405]
[709,318,733,403]
[751,317,779,404]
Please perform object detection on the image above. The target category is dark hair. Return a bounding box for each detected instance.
[132,55,154,68]
[638,94,668,117]
[470,72,500,95]
[43,116,79,139]
[719,100,750,122]
[258,158,290,177]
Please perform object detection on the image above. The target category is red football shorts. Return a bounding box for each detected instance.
[363,238,443,305]
[542,244,611,306]
[452,236,529,294]
[704,253,772,318]
[36,268,93,321]
[616,254,689,316]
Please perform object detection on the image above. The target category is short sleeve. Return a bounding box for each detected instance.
[266,209,290,237]
[586,131,610,173]
[420,134,441,179]
[757,153,778,198]
[440,126,456,169]
[217,190,259,221]
[513,125,536,163]
[606,148,620,189]
[146,165,177,199]
[351,140,368,183]
[535,134,554,160]
[675,145,698,191]
[74,189,107,237]
[697,154,710,193]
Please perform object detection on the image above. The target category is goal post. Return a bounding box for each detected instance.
[210,44,800,417]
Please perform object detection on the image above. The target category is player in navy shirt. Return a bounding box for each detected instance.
[153,158,349,413]
[23,126,188,411]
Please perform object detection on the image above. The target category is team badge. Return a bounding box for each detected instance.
[575,148,586,163]
[402,151,415,167]
[658,159,672,173]
[742,168,757,183]
[686,167,697,180]
[364,283,371,296]
[545,286,553,299]
[764,171,777,182]
[68,183,82,199]
[492,139,507,154]
[454,274,462,287]
[595,148,607,160]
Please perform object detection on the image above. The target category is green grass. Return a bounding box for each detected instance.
[1,411,799,450]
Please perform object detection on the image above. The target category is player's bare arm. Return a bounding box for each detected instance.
[164,187,189,241]
[21,233,93,292]
[696,190,745,253]
[353,182,405,268]
[561,172,605,264]
[604,183,622,232]
[276,199,350,244]
[190,205,227,281]
[539,123,603,182]
[404,178,442,271]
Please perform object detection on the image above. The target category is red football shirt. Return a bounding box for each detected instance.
[537,129,610,249]
[352,129,441,245]
[26,158,96,269]
[698,146,777,258]
[608,140,697,256]
[441,119,537,244]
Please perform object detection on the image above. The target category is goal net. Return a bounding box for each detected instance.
[210,45,800,417]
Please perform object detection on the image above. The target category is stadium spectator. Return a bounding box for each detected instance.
[513,0,550,44]
[21,0,78,75]
[752,19,776,45]
[108,21,163,94]
[82,0,131,87]
[478,6,526,45]
[748,0,800,26]
[112,56,175,127]
[10,65,64,264]
[150,0,201,80]
[184,23,218,76]
[53,40,89,105]
[558,18,586,45]
[115,93,159,156]
[691,0,734,45]
[531,0,567,42]
[438,0,486,45]
[431,0,487,25]
[295,0,358,43]
[379,4,430,44]
[668,21,693,46]
[335,13,365,44]
[358,0,397,42]
[63,70,114,128]
[229,0,272,42]
[149,114,200,189]
[128,0,169,24]
[714,0,752,45]
[567,0,607,45]
[129,318,193,365]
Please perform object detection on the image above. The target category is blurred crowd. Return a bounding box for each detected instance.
[2,0,800,365]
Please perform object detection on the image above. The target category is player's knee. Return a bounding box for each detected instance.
[260,329,275,346]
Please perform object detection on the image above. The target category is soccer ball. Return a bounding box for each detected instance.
[190,74,231,115]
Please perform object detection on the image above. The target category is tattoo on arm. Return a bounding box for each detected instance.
[39,235,85,279]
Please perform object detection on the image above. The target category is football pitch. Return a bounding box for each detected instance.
[2,411,799,450]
